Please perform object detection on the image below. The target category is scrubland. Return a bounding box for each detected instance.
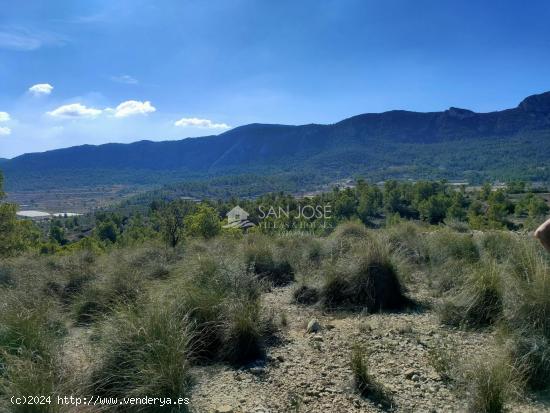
[1,220,550,412]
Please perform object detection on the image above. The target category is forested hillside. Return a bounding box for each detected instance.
[3,91,550,193]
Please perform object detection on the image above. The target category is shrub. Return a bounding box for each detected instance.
[331,220,369,240]
[328,221,370,258]
[478,231,518,262]
[0,354,62,413]
[0,294,65,412]
[382,221,428,264]
[444,218,470,233]
[466,356,519,413]
[350,345,393,409]
[439,260,503,328]
[60,273,92,304]
[89,303,194,409]
[167,251,270,366]
[504,242,550,389]
[505,241,550,335]
[510,333,550,390]
[73,287,111,325]
[178,283,226,359]
[293,285,320,305]
[429,260,471,295]
[321,241,407,312]
[244,243,294,286]
[222,300,267,365]
[427,231,479,265]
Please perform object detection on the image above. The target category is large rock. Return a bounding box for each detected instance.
[306,319,321,333]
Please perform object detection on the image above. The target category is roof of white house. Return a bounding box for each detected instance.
[227,205,247,215]
[227,206,249,220]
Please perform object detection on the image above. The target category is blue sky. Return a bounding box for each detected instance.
[1,0,550,158]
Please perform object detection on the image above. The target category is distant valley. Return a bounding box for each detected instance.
[3,91,550,205]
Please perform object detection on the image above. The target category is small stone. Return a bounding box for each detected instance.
[306,319,321,333]
[249,366,265,376]
[412,374,420,382]
[404,369,417,379]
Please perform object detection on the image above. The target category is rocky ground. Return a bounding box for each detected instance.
[190,281,550,413]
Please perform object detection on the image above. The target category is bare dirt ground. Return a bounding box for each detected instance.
[190,283,550,413]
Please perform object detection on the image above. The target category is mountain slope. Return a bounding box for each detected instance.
[3,91,550,192]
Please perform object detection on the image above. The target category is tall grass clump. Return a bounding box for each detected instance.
[326,221,370,260]
[381,221,429,264]
[427,230,479,266]
[331,220,370,240]
[321,240,408,312]
[350,345,393,410]
[0,290,66,412]
[69,246,171,325]
[89,302,194,410]
[465,355,520,413]
[478,231,518,262]
[509,334,550,390]
[274,233,325,271]
[504,240,550,389]
[222,300,270,365]
[244,240,294,286]
[439,259,503,328]
[168,251,273,365]
[293,284,320,305]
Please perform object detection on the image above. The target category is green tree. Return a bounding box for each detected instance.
[468,200,486,229]
[527,194,549,218]
[96,220,119,243]
[446,192,468,221]
[506,180,527,194]
[417,195,450,224]
[356,183,382,223]
[383,181,402,215]
[333,188,357,219]
[479,182,492,201]
[0,171,40,256]
[515,193,549,219]
[486,190,511,227]
[184,204,221,239]
[159,200,196,246]
[49,222,67,245]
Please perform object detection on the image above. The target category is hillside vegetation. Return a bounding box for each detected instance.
[2,171,550,411]
[3,91,550,194]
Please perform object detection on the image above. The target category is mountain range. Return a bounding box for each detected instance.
[3,91,550,194]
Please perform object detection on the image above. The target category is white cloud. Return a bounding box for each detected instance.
[47,103,102,119]
[112,100,156,118]
[29,83,54,96]
[0,126,11,136]
[110,75,138,85]
[0,111,10,122]
[174,117,230,129]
